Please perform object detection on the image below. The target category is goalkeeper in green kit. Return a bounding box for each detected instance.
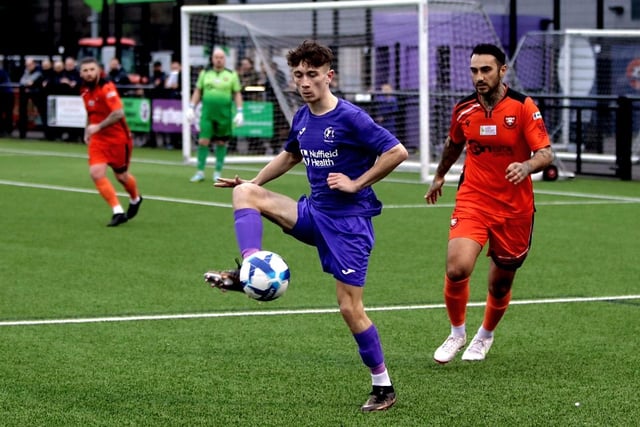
[187,47,244,182]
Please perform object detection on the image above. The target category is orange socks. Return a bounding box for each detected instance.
[122,174,139,201]
[482,290,512,332]
[444,274,513,335]
[443,275,470,328]
[95,177,120,209]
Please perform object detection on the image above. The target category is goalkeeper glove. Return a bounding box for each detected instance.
[233,110,244,127]
[186,104,196,123]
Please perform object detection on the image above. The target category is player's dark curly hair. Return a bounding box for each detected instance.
[471,43,506,66]
[286,40,335,68]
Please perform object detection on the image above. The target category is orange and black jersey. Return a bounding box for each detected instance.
[80,80,131,144]
[449,86,550,217]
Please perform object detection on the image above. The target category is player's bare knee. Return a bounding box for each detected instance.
[488,278,514,297]
[232,182,261,203]
[445,266,471,282]
[338,303,358,324]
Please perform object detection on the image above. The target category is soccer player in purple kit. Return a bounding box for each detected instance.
[204,40,408,412]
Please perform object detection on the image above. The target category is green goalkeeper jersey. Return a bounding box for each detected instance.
[196,67,241,112]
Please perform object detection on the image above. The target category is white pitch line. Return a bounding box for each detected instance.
[1,295,638,327]
[1,179,637,210]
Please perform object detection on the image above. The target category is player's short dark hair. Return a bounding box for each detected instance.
[471,43,506,66]
[80,57,99,66]
[286,40,335,69]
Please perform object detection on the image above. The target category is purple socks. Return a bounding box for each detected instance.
[234,208,262,258]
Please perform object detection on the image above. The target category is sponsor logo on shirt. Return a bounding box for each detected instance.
[300,147,339,167]
[468,140,514,156]
[480,125,497,136]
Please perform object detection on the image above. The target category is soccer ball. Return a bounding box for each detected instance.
[239,251,290,301]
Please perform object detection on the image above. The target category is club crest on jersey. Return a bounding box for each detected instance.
[323,127,335,143]
[533,111,542,120]
[503,115,517,128]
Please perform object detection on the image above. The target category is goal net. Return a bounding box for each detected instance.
[509,29,640,165]
[180,0,504,181]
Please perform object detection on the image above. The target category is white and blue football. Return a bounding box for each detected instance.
[240,251,290,301]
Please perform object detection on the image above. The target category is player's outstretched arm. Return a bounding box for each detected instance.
[214,150,302,188]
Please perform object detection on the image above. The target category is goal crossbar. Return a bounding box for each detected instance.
[179,0,503,182]
[180,0,430,178]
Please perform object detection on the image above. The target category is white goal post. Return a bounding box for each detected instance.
[180,0,504,182]
[510,28,640,166]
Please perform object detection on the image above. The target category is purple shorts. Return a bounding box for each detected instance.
[285,195,374,286]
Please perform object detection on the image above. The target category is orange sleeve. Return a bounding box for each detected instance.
[523,97,550,151]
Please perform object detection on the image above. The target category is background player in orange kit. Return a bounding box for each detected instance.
[80,57,143,227]
[425,44,554,363]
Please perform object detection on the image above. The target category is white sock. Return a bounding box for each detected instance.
[477,326,494,340]
[130,196,140,204]
[451,324,466,337]
[371,370,392,387]
[113,205,124,214]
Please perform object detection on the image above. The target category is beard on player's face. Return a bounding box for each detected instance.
[82,75,99,88]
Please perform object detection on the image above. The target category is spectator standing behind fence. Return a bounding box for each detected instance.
[239,57,261,90]
[40,58,56,139]
[149,60,171,149]
[20,57,51,140]
[164,60,181,99]
[79,57,143,227]
[44,59,66,140]
[107,58,130,88]
[50,60,65,86]
[374,83,399,137]
[238,57,263,153]
[60,57,81,94]
[40,59,55,88]
[329,70,346,99]
[151,61,166,93]
[159,60,182,150]
[262,59,292,154]
[59,57,83,142]
[0,63,14,136]
[186,47,244,182]
[425,43,554,364]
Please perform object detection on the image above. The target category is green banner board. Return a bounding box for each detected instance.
[84,0,171,12]
[116,0,174,3]
[83,0,112,12]
[232,101,274,138]
[122,97,151,132]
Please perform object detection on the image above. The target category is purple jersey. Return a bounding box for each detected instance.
[285,98,401,217]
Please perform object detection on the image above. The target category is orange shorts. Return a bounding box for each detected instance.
[88,138,133,173]
[449,206,534,270]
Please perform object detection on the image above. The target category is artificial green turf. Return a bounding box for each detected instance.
[1,139,638,426]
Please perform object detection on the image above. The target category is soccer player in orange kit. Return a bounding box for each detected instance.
[80,57,143,227]
[425,44,554,363]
